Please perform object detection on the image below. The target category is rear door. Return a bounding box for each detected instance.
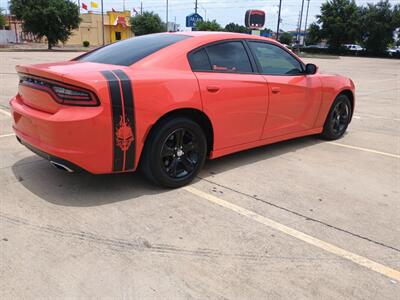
[189,40,268,150]
[247,41,322,139]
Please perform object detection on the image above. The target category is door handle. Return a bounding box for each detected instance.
[207,86,220,93]
[271,87,281,94]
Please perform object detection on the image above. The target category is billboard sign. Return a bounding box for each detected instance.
[186,13,203,28]
[245,10,265,29]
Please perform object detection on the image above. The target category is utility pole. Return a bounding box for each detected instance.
[303,0,311,45]
[276,0,282,40]
[199,4,207,21]
[195,0,198,14]
[166,0,169,31]
[123,0,126,11]
[101,0,104,45]
[297,0,305,45]
[174,16,177,32]
[140,2,143,14]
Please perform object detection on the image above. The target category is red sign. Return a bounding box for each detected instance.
[245,10,265,29]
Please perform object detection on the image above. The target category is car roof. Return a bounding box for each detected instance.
[173,31,276,43]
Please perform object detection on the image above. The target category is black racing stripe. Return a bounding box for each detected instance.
[113,69,136,170]
[101,70,124,172]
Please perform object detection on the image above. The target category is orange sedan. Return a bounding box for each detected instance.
[10,32,355,187]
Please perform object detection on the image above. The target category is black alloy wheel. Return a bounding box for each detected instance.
[321,94,352,140]
[141,117,207,188]
[160,128,200,179]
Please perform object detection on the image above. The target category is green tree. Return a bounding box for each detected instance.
[0,8,6,28]
[130,11,165,36]
[306,23,322,45]
[317,0,361,51]
[305,23,322,45]
[279,32,293,45]
[359,0,399,54]
[195,20,222,31]
[10,0,80,49]
[224,23,250,34]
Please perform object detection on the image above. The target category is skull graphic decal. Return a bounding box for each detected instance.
[116,115,134,151]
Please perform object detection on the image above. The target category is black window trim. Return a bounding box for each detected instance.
[188,38,307,77]
[245,39,306,76]
[187,39,258,75]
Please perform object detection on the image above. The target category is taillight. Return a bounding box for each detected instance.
[19,74,99,106]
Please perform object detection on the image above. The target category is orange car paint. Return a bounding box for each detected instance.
[9,32,355,174]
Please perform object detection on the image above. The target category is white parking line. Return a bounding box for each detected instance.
[184,186,400,281]
[354,114,400,122]
[0,108,11,117]
[0,133,15,138]
[328,142,400,159]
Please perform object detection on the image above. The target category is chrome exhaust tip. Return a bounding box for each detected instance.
[49,161,74,173]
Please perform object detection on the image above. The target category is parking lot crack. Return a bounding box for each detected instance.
[198,177,400,254]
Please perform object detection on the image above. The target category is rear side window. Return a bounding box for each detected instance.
[188,49,212,71]
[77,33,191,66]
[204,41,253,73]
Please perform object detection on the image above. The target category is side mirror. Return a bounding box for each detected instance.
[305,63,318,75]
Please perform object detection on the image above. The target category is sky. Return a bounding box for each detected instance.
[1,0,400,31]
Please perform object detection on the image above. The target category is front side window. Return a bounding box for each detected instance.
[205,41,253,73]
[248,42,304,75]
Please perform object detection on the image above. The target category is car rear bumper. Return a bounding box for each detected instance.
[16,135,85,173]
[10,95,114,174]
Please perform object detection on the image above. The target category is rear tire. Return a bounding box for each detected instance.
[140,117,207,188]
[321,94,352,140]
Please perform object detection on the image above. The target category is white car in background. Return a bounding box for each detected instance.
[344,44,365,52]
[386,47,400,56]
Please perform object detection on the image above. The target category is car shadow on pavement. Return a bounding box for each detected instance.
[201,135,323,176]
[11,158,165,207]
[11,135,324,207]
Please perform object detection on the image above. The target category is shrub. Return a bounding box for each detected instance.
[83,40,90,47]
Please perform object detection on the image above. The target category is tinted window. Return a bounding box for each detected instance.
[189,49,211,71]
[77,33,191,66]
[206,41,253,73]
[249,42,303,75]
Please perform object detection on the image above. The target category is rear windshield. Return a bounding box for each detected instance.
[76,33,191,66]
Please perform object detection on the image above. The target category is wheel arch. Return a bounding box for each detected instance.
[143,108,214,156]
[338,89,354,115]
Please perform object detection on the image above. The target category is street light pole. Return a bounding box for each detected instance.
[101,0,104,45]
[199,4,207,21]
[276,0,282,40]
[166,0,169,31]
[297,0,305,45]
[303,0,311,45]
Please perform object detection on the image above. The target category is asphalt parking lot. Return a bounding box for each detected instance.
[0,52,399,299]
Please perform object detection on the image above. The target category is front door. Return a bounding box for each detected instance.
[247,41,322,139]
[189,41,268,149]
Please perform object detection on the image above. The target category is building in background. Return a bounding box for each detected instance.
[67,10,133,46]
[167,21,180,32]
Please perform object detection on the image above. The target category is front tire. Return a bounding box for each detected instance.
[321,94,352,140]
[140,117,207,188]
